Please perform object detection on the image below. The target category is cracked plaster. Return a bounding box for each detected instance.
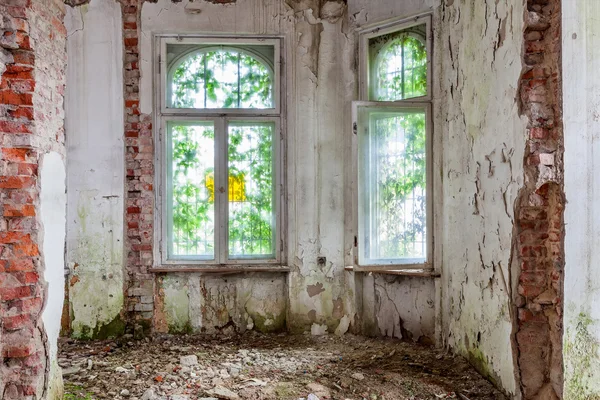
[563,0,600,397]
[65,0,126,339]
[436,0,527,396]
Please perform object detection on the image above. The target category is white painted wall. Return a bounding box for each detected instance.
[40,151,67,398]
[563,1,600,397]
[435,1,526,395]
[348,0,436,26]
[65,0,125,338]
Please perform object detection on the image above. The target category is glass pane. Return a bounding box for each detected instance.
[228,122,275,259]
[168,122,215,259]
[169,48,274,109]
[369,25,427,101]
[359,108,427,263]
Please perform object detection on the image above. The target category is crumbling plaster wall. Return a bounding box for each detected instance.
[345,0,439,345]
[65,0,126,339]
[137,0,356,334]
[155,273,287,334]
[563,0,600,398]
[436,0,527,396]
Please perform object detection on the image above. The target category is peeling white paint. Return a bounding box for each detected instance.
[65,0,125,338]
[374,276,435,341]
[563,0,600,396]
[161,273,287,334]
[348,0,436,28]
[436,0,527,395]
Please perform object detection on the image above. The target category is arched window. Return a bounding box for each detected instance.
[370,31,427,101]
[168,47,274,109]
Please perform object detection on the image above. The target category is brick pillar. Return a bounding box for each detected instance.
[121,0,155,338]
[515,0,564,398]
[0,0,67,398]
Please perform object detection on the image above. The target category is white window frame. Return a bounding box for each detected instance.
[359,14,432,103]
[153,34,286,269]
[353,14,434,270]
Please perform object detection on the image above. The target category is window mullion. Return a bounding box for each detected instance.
[215,117,227,264]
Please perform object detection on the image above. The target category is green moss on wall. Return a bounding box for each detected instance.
[249,311,286,333]
[463,346,504,391]
[565,313,600,399]
[168,320,193,335]
[72,314,125,340]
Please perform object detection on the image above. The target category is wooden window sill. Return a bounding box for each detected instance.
[344,265,440,278]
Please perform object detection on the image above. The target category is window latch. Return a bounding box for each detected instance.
[353,122,357,135]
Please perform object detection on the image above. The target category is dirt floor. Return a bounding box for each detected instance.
[59,332,506,400]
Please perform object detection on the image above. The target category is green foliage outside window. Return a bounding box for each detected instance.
[365,28,428,260]
[371,112,426,259]
[171,49,273,109]
[373,34,427,101]
[169,49,274,257]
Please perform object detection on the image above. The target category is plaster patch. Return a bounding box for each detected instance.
[40,151,67,397]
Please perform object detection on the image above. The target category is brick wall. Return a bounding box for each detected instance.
[121,0,155,338]
[0,0,66,398]
[515,0,564,398]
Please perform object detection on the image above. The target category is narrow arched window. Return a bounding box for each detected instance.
[168,47,274,109]
[356,17,432,267]
[369,26,428,101]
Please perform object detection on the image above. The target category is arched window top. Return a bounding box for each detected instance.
[168,47,274,109]
[370,29,427,101]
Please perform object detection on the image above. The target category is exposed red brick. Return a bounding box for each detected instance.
[515,0,564,397]
[2,147,30,161]
[0,2,66,395]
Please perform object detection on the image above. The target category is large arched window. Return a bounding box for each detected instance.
[155,37,283,269]
[168,48,274,109]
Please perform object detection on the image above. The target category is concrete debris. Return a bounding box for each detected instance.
[206,386,240,399]
[179,355,198,366]
[60,334,505,399]
[334,315,350,336]
[306,383,331,398]
[310,323,328,336]
[351,372,365,381]
[141,388,163,400]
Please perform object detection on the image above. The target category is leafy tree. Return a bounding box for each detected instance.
[375,35,427,101]
[169,49,274,257]
[370,112,426,259]
[367,34,428,259]
[169,42,428,260]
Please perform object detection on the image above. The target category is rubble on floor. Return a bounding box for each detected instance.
[59,333,506,400]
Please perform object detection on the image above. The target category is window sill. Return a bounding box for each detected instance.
[150,265,290,274]
[344,265,440,278]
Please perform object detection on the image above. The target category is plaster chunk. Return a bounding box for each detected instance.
[334,315,350,336]
[320,1,346,23]
[0,47,13,76]
[311,323,328,336]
